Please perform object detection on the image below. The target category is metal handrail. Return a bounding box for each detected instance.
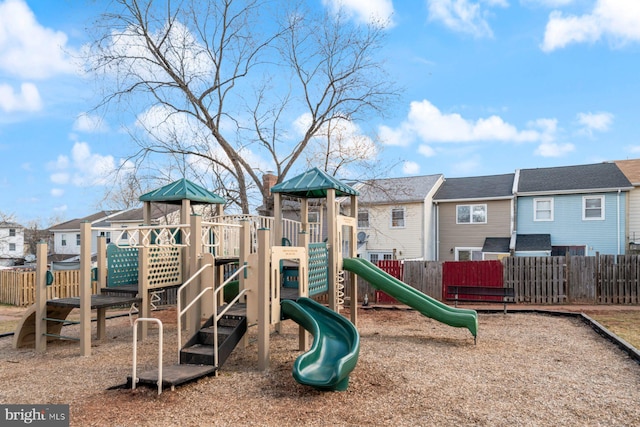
[132,318,163,395]
[210,264,248,370]
[176,262,249,370]
[177,263,214,362]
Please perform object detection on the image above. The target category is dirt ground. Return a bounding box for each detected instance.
[1,304,640,426]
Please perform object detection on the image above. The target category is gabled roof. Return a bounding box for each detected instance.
[0,221,24,229]
[515,234,551,252]
[516,163,632,194]
[271,167,359,198]
[614,159,640,185]
[354,174,443,204]
[93,204,181,226]
[49,211,119,231]
[433,173,515,201]
[139,178,225,205]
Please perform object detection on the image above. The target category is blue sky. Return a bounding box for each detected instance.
[1,0,639,225]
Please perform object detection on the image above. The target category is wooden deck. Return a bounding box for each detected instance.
[47,294,141,309]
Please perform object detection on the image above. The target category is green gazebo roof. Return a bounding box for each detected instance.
[139,178,226,205]
[271,167,359,198]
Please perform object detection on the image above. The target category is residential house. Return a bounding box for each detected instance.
[345,174,444,262]
[49,205,181,257]
[613,159,640,252]
[93,204,181,246]
[432,174,515,261]
[49,211,120,256]
[0,221,25,266]
[514,162,632,256]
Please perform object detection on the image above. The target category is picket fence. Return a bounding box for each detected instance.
[0,269,98,306]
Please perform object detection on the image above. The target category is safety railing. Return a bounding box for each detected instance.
[176,261,248,370]
[177,262,215,362]
[132,317,164,395]
[94,224,191,248]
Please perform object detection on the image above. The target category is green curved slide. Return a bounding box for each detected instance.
[342,257,478,338]
[280,297,360,391]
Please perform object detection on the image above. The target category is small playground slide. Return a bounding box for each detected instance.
[342,257,478,338]
[280,297,360,391]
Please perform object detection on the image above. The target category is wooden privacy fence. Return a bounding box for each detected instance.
[0,269,98,306]
[399,256,640,305]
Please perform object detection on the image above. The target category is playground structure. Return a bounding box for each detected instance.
[13,168,478,393]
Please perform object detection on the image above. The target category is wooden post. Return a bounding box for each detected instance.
[35,241,47,353]
[189,214,206,325]
[349,194,358,326]
[138,246,149,340]
[80,221,92,356]
[258,228,270,370]
[97,236,106,290]
[298,230,310,351]
[327,189,338,312]
[274,192,282,245]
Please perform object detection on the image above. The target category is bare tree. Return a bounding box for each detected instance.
[87,0,398,213]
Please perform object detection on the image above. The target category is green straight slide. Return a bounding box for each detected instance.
[280,297,360,391]
[342,257,478,338]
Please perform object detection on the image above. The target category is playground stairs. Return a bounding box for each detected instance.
[129,304,247,391]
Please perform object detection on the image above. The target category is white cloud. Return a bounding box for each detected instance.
[0,0,77,79]
[542,0,640,51]
[296,113,379,173]
[383,100,548,145]
[402,161,421,174]
[418,144,437,157]
[53,205,68,213]
[48,142,119,187]
[50,188,64,197]
[427,0,506,38]
[50,172,69,185]
[322,0,395,28]
[69,142,117,186]
[0,83,42,112]
[534,141,575,157]
[521,0,575,7]
[73,113,109,133]
[97,21,213,83]
[577,111,613,133]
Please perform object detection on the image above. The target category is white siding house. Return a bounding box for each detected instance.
[0,221,25,266]
[343,174,444,262]
[49,211,120,256]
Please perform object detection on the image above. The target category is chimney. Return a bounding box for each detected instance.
[263,172,277,195]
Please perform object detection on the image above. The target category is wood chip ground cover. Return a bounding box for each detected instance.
[1,307,639,426]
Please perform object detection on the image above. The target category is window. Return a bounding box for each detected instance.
[61,234,67,246]
[9,243,15,251]
[534,198,554,221]
[100,231,111,244]
[358,210,369,228]
[456,248,483,261]
[456,204,487,224]
[369,252,393,263]
[391,208,405,228]
[308,211,319,224]
[583,196,604,220]
[9,228,15,237]
[76,234,81,246]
